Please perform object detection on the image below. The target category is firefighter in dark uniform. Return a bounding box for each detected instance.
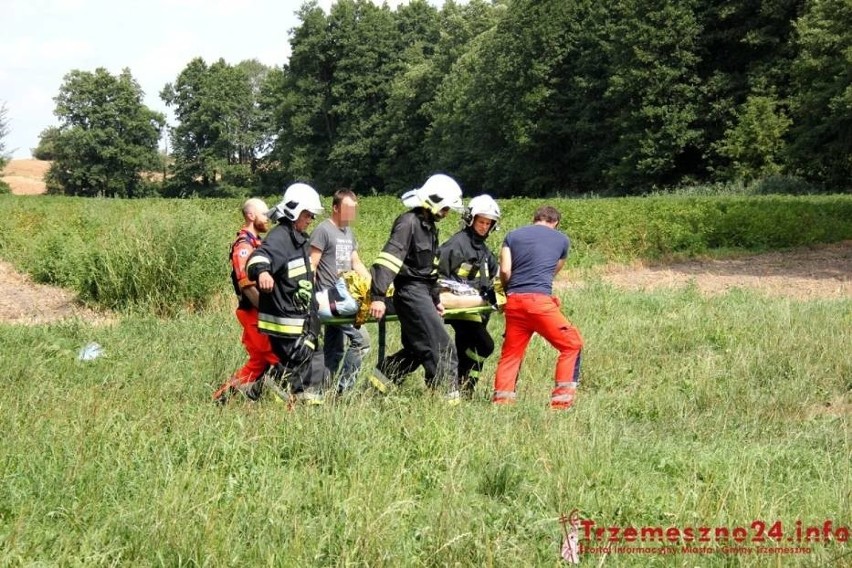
[438,194,501,397]
[247,183,325,404]
[368,174,465,403]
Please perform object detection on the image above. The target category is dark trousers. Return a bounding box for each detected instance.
[268,335,324,395]
[449,319,494,390]
[381,281,459,390]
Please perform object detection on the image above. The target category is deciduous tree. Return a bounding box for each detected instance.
[47,68,164,197]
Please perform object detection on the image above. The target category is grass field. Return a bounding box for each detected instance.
[0,193,849,566]
[1,285,849,566]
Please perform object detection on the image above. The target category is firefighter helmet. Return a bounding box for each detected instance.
[401,174,464,214]
[463,194,501,235]
[269,183,324,222]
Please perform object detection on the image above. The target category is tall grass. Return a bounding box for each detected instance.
[1,194,850,314]
[0,285,848,566]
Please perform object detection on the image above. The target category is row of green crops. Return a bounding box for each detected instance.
[0,194,850,315]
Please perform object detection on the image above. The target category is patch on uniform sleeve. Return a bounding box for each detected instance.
[239,249,249,257]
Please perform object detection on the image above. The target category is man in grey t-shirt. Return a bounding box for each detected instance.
[310,189,371,393]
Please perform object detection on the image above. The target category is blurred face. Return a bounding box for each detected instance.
[295,210,316,232]
[337,196,358,226]
[434,207,450,220]
[472,215,493,237]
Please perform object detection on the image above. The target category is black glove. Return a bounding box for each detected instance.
[481,287,498,308]
[290,331,317,365]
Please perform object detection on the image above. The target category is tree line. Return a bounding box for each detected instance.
[33,0,851,198]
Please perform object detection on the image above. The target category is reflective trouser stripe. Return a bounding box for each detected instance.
[551,394,575,403]
[492,390,517,403]
[465,348,488,363]
[551,381,577,407]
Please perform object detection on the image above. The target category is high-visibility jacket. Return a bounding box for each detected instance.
[370,208,440,304]
[246,221,316,337]
[230,229,262,310]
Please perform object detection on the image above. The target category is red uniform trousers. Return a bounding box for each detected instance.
[492,293,583,409]
[233,307,279,384]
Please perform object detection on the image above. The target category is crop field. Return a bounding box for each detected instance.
[0,193,849,566]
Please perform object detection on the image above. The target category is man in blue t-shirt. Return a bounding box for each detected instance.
[492,206,584,410]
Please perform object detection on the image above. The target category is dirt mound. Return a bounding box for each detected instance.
[561,241,852,300]
[0,261,112,325]
[2,159,50,195]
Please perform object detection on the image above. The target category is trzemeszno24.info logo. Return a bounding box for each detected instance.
[558,510,848,564]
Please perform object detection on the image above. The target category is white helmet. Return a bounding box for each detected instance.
[401,174,464,214]
[464,194,501,235]
[269,182,324,222]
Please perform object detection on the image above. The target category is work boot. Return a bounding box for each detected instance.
[369,366,394,394]
[295,390,325,405]
[550,382,578,411]
[264,365,291,404]
[445,390,462,406]
[459,375,477,399]
[213,375,260,404]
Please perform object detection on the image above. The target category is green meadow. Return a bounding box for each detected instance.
[0,194,849,566]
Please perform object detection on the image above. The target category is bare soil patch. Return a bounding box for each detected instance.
[1,242,848,326]
[0,261,112,325]
[561,241,852,300]
[2,159,50,195]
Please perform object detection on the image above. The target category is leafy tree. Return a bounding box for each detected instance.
[325,0,401,191]
[162,58,269,196]
[694,0,805,176]
[32,126,61,161]
[600,0,703,191]
[788,0,852,189]
[379,0,502,192]
[429,0,703,195]
[47,68,165,197]
[716,93,791,180]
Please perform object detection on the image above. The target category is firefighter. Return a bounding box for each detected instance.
[492,205,584,410]
[247,183,325,404]
[213,198,279,404]
[438,194,501,398]
[368,174,465,403]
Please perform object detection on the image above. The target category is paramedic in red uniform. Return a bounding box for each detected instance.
[213,198,279,403]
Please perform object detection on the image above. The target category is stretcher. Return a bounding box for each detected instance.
[322,304,495,325]
[322,300,496,367]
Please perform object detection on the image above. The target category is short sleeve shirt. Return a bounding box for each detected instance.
[310,219,357,290]
[503,224,569,295]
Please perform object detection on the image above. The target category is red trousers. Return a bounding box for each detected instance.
[233,307,279,385]
[493,294,583,408]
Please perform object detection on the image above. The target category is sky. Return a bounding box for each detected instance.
[1,0,448,159]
